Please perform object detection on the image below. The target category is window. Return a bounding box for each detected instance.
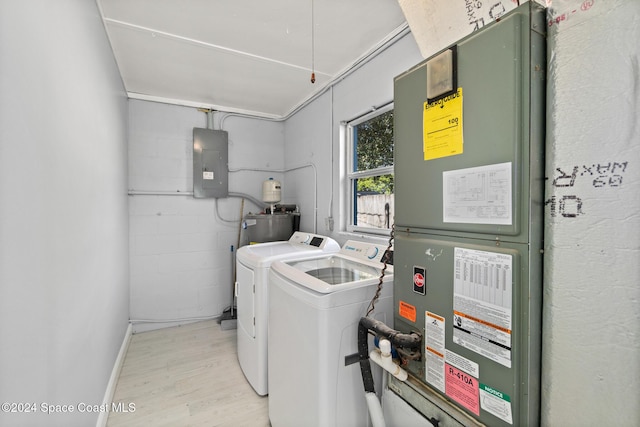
[345,104,394,235]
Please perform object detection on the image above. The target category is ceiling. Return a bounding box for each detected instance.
[98,0,408,119]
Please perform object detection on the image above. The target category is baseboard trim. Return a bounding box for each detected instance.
[96,322,133,427]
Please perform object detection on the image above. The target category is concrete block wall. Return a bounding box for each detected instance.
[128,100,285,332]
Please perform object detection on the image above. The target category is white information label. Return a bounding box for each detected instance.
[480,383,513,424]
[203,171,214,180]
[452,247,513,368]
[443,162,512,225]
[445,349,479,378]
[425,311,446,393]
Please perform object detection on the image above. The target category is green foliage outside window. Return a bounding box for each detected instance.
[354,110,394,194]
[356,175,394,194]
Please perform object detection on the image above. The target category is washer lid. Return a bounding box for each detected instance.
[274,255,386,293]
[237,233,340,268]
[237,241,308,267]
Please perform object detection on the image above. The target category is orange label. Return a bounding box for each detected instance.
[399,301,417,323]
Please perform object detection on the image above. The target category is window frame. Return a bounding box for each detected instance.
[344,103,394,236]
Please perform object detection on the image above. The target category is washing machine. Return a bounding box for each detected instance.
[236,231,340,396]
[267,240,394,427]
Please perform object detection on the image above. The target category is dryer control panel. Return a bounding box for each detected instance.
[288,232,340,251]
[340,240,393,265]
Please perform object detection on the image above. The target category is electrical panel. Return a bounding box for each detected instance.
[391,3,545,426]
[193,128,228,198]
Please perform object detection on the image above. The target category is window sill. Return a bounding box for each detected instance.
[339,228,393,245]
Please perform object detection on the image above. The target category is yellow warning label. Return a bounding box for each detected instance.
[423,87,464,160]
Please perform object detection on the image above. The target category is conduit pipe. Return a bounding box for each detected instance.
[365,392,386,427]
[358,316,421,427]
[127,189,265,228]
[127,189,265,210]
[127,190,194,196]
[369,339,408,381]
[228,164,318,233]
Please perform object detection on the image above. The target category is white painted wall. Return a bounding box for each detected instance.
[542,0,640,425]
[284,32,423,244]
[283,91,333,235]
[128,101,285,332]
[0,1,129,426]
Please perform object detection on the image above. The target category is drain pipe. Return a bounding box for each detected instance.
[358,317,422,427]
[369,339,407,381]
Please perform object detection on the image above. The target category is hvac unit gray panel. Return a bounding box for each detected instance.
[193,128,228,198]
[393,4,546,243]
[392,231,541,427]
[392,3,545,426]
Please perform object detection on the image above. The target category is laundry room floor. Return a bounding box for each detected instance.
[107,320,270,427]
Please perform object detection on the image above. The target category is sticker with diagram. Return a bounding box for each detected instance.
[443,162,512,225]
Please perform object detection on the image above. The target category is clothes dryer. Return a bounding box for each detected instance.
[235,231,339,396]
[267,240,394,427]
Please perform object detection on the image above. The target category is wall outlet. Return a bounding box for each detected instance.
[325,217,334,231]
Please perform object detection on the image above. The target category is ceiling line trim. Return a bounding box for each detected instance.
[280,22,410,119]
[103,17,332,76]
[127,92,283,120]
[126,22,410,121]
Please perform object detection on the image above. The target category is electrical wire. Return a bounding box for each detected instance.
[310,0,316,83]
[366,223,394,317]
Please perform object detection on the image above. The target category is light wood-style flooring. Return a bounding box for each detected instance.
[107,320,270,427]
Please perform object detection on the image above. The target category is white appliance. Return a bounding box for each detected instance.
[236,231,340,396]
[382,384,435,427]
[267,240,394,427]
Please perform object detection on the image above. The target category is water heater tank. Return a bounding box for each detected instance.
[262,178,281,203]
[244,213,294,244]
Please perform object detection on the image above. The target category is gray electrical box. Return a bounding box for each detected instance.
[392,3,545,426]
[193,128,228,198]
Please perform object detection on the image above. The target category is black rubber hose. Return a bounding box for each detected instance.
[358,317,376,393]
[358,317,422,394]
[360,316,422,349]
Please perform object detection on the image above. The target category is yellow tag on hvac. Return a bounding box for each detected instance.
[423,87,463,160]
